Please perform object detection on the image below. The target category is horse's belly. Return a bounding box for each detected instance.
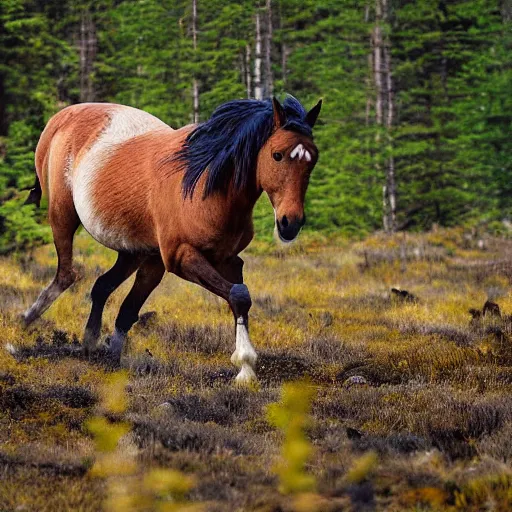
[76,207,138,252]
[73,183,156,252]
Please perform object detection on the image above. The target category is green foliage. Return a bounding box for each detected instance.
[86,416,132,453]
[345,451,378,484]
[0,199,51,253]
[86,370,130,455]
[392,0,512,229]
[0,0,510,250]
[266,381,317,494]
[86,370,202,511]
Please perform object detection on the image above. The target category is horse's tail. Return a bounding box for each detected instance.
[23,174,42,207]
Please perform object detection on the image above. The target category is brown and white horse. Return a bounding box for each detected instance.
[23,96,321,383]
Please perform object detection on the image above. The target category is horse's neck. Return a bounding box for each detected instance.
[222,181,263,219]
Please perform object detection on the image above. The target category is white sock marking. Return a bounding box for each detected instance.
[235,363,257,384]
[23,281,65,324]
[5,343,16,356]
[231,317,257,383]
[231,317,257,367]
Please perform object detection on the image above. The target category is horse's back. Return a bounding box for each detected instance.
[37,103,172,250]
[36,103,166,193]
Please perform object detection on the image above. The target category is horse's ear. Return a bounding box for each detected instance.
[305,99,322,128]
[272,97,286,129]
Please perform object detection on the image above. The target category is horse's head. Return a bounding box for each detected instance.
[257,97,322,243]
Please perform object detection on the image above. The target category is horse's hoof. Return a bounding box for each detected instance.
[19,312,30,329]
[230,347,257,368]
[107,329,126,362]
[83,331,101,356]
[234,364,257,385]
[83,345,97,358]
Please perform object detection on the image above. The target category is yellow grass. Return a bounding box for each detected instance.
[1,227,512,510]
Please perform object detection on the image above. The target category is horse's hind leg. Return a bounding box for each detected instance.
[108,255,165,361]
[83,252,143,354]
[23,196,80,326]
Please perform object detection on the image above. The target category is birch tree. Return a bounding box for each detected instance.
[254,9,263,100]
[79,9,97,102]
[373,0,396,232]
[245,44,252,98]
[192,0,199,123]
[382,0,396,232]
[264,0,273,97]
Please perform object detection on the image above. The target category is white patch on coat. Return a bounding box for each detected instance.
[231,316,257,383]
[72,105,168,251]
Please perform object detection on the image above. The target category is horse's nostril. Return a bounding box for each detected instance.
[281,215,289,228]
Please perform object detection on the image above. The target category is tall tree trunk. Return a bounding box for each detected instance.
[281,42,288,87]
[383,0,396,232]
[373,0,383,126]
[254,10,263,100]
[278,2,288,87]
[365,3,372,127]
[373,0,386,230]
[501,0,512,22]
[192,0,199,123]
[79,10,97,103]
[374,0,397,232]
[264,0,273,97]
[245,44,252,98]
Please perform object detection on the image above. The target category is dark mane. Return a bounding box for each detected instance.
[175,96,313,198]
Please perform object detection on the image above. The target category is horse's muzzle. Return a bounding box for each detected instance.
[276,214,305,243]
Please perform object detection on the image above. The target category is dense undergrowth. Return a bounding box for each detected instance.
[1,227,512,511]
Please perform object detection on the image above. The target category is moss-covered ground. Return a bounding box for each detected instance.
[1,228,512,511]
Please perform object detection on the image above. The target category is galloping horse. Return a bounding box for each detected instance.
[23,96,322,383]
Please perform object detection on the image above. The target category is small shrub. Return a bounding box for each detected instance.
[266,381,317,495]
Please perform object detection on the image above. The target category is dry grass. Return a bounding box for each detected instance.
[1,227,512,511]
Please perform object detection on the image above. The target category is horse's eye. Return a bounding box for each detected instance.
[272,152,283,162]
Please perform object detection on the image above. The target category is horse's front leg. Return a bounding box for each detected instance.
[168,245,257,384]
[216,256,257,383]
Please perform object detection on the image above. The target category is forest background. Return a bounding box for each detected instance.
[0,0,510,252]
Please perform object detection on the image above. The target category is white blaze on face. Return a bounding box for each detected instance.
[290,143,312,162]
[72,106,167,251]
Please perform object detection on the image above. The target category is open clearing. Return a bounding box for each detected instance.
[1,229,512,511]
